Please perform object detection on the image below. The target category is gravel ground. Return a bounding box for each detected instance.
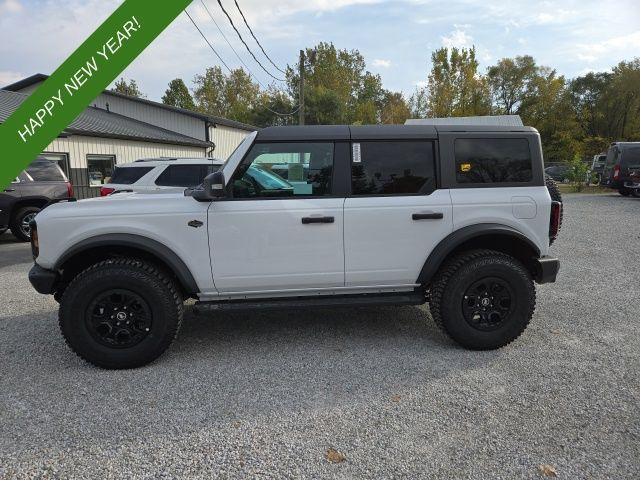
[0,193,638,479]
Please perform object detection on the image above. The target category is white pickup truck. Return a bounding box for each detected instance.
[28,124,562,369]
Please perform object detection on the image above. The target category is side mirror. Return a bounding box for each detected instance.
[191,171,225,202]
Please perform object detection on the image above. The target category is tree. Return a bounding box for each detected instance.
[487,56,537,114]
[112,77,145,98]
[424,46,490,117]
[162,78,195,110]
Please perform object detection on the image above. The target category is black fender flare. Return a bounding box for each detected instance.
[54,233,199,294]
[416,223,541,284]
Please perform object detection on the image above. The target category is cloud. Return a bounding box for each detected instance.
[372,59,391,68]
[0,0,22,14]
[534,9,574,25]
[574,31,640,63]
[441,28,473,49]
[0,70,24,87]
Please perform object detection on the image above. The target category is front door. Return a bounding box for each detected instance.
[208,141,345,294]
[344,139,453,286]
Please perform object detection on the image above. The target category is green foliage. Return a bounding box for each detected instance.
[567,154,589,192]
[112,78,145,98]
[162,78,195,110]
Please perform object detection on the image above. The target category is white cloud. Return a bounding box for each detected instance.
[0,70,24,87]
[534,9,574,25]
[372,59,391,68]
[0,0,22,14]
[574,31,640,63]
[441,28,473,49]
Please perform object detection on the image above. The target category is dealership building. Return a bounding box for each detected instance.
[2,74,256,198]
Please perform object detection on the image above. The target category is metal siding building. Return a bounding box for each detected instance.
[2,74,258,197]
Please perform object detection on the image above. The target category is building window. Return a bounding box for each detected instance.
[351,141,436,195]
[87,155,116,186]
[40,153,70,178]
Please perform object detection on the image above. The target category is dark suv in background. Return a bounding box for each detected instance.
[601,142,640,196]
[1,158,73,241]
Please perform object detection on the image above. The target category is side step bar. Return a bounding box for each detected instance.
[193,291,426,313]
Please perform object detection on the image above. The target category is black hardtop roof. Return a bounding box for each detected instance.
[256,124,538,141]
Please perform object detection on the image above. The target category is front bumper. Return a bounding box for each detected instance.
[28,264,59,294]
[533,256,560,284]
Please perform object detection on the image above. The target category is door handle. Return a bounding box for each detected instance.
[412,212,444,220]
[3,188,15,192]
[301,216,334,224]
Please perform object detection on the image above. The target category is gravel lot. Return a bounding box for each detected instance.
[1,194,638,479]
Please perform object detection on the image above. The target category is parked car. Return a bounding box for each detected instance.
[544,164,571,183]
[29,124,562,369]
[601,142,640,196]
[100,157,224,196]
[591,153,607,183]
[1,158,72,241]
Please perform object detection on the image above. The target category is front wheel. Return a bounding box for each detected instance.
[59,258,183,369]
[10,206,41,242]
[429,250,536,350]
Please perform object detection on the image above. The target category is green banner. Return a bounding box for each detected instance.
[0,0,192,188]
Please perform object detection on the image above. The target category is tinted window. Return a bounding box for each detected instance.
[621,147,640,167]
[351,141,436,195]
[25,160,66,182]
[110,166,154,185]
[155,165,212,187]
[233,142,334,198]
[455,138,532,184]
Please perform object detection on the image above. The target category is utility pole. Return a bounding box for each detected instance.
[299,49,305,125]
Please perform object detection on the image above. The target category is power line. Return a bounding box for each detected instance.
[199,0,256,80]
[214,0,285,82]
[184,10,232,74]
[185,8,301,117]
[233,0,287,75]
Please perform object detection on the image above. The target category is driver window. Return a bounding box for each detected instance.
[232,142,334,198]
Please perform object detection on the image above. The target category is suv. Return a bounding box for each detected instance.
[601,142,640,195]
[544,164,570,183]
[1,158,72,241]
[28,125,562,369]
[100,157,224,196]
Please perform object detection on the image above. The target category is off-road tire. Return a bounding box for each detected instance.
[59,258,183,369]
[632,189,640,198]
[0,227,7,236]
[429,249,536,350]
[545,175,563,245]
[619,188,631,196]
[10,206,41,242]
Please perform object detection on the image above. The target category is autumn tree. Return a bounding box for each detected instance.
[487,55,537,114]
[162,78,195,110]
[112,78,145,98]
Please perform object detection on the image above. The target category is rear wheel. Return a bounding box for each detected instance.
[10,206,41,242]
[429,249,536,350]
[619,188,631,196]
[59,258,183,369]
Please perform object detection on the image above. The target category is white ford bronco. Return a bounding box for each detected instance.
[28,125,562,369]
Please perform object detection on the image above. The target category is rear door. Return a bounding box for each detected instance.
[343,138,453,287]
[208,141,346,293]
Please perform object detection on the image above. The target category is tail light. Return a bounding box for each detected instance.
[66,182,74,198]
[613,164,621,180]
[549,201,562,243]
[100,187,115,197]
[30,220,39,259]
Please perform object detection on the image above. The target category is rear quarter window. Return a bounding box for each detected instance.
[25,160,66,182]
[109,166,154,185]
[455,138,532,184]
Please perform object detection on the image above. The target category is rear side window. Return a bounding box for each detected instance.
[25,160,66,182]
[351,141,436,195]
[110,166,154,185]
[455,138,532,184]
[621,147,640,167]
[155,165,211,187]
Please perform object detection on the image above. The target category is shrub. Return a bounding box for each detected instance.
[567,154,589,192]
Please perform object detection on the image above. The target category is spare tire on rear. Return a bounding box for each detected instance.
[545,175,563,245]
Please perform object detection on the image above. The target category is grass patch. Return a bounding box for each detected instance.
[557,184,610,194]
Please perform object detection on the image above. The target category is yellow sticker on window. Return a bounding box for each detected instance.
[460,163,472,172]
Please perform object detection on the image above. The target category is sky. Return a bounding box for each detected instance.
[0,0,639,102]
